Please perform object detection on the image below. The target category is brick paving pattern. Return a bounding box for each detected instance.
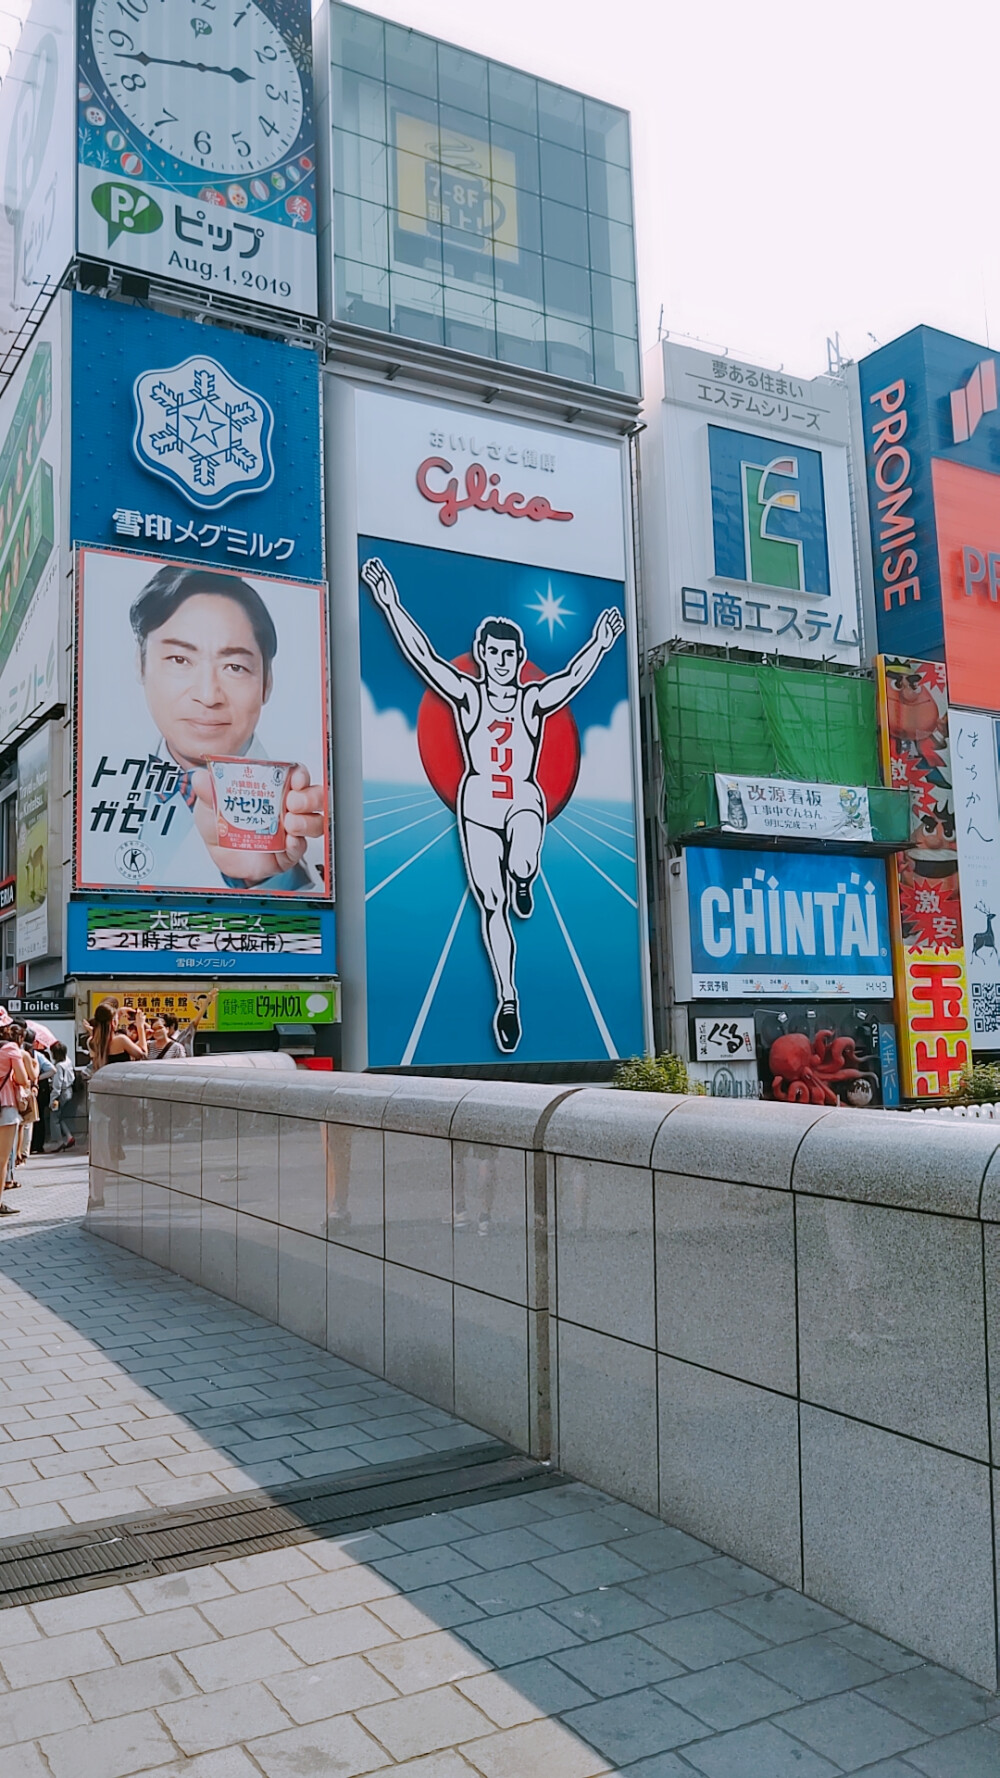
[0,1153,995,1775]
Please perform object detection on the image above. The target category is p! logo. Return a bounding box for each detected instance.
[91,182,163,249]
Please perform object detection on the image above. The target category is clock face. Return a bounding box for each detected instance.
[90,0,304,178]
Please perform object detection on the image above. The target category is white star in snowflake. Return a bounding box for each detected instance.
[185,402,225,448]
[527,584,573,638]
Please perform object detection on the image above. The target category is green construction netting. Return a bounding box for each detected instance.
[654,654,887,840]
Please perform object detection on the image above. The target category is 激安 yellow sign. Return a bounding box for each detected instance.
[894,934,971,1098]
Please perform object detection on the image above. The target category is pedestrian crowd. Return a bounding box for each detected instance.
[0,1023,77,1217]
[0,994,198,1217]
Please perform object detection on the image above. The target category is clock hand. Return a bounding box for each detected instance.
[116,52,254,83]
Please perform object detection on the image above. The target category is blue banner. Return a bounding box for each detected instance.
[68,897,335,978]
[684,846,892,999]
[359,534,645,1067]
[71,294,322,579]
[857,328,941,661]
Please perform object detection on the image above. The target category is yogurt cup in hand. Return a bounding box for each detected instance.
[207,756,294,853]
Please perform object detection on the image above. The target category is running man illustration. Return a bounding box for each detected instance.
[361,556,625,1052]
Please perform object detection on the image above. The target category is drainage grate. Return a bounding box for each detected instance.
[0,1442,562,1608]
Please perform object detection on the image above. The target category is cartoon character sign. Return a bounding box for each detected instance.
[362,556,624,1054]
[880,657,962,950]
[358,536,645,1068]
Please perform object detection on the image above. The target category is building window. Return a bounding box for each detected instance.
[328,4,639,395]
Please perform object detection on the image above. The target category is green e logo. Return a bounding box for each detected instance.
[91,182,163,248]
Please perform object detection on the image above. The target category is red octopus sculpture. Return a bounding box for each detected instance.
[767,1030,874,1106]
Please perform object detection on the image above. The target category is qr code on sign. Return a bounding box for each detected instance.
[971,982,1000,1035]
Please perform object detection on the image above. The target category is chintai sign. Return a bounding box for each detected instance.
[674,846,893,999]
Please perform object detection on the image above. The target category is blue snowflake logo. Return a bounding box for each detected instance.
[132,355,274,510]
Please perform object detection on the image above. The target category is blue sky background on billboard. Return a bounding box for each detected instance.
[359,534,644,1069]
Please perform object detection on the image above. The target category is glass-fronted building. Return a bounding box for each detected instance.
[323,3,639,394]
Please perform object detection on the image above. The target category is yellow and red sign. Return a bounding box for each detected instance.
[875,655,971,1097]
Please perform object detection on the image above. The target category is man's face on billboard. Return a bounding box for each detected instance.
[140,593,271,768]
[481,636,521,686]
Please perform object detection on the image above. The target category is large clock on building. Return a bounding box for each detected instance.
[90,0,304,177]
[77,0,317,317]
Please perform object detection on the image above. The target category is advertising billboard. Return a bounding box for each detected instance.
[0,0,75,354]
[0,296,65,747]
[15,720,55,964]
[858,325,1000,665]
[70,296,323,580]
[76,0,317,317]
[642,342,861,663]
[929,458,1000,712]
[353,388,645,1068]
[673,846,892,1000]
[875,655,971,1096]
[85,982,338,1030]
[75,547,331,898]
[67,898,336,978]
[952,709,1000,1049]
[754,1004,897,1109]
[714,775,872,843]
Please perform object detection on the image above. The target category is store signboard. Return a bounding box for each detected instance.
[75,548,331,897]
[76,0,317,316]
[687,1058,761,1098]
[0,0,75,353]
[715,774,872,842]
[67,898,336,977]
[354,387,645,1068]
[951,710,1000,1048]
[15,721,55,964]
[0,298,65,748]
[875,655,971,1095]
[674,846,893,1000]
[85,982,338,1029]
[70,297,322,579]
[693,1014,755,1062]
[754,1003,896,1108]
[215,985,338,1029]
[857,325,1000,665]
[642,341,861,662]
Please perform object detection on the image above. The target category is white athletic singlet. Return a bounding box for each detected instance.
[460,684,546,833]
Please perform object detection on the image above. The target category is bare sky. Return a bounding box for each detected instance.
[326,0,997,381]
[11,0,993,381]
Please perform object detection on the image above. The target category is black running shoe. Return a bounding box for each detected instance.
[495,1000,521,1052]
[513,879,533,918]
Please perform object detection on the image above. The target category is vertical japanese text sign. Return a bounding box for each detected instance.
[875,655,971,1096]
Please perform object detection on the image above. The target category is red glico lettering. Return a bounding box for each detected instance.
[416,457,574,528]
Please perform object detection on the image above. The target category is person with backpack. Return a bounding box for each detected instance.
[0,1027,31,1216]
[44,1044,76,1152]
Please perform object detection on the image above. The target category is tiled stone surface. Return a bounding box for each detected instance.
[0,1156,487,1536]
[0,1154,996,1777]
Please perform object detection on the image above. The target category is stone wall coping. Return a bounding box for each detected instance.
[542,1087,686,1167]
[88,1066,1000,1217]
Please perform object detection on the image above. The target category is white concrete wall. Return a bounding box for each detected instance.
[87,1067,1000,1690]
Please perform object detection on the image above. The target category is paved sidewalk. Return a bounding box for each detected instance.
[0,1154,491,1540]
[0,1157,997,1776]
